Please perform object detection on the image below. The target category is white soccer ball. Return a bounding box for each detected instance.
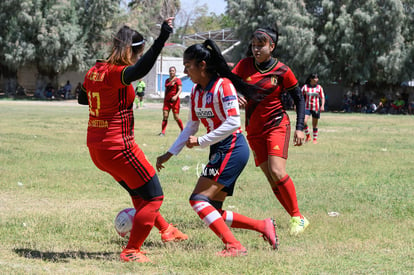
[114,208,136,238]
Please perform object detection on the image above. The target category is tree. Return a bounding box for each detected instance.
[0,0,121,95]
[227,0,316,82]
[227,0,414,88]
[0,0,37,94]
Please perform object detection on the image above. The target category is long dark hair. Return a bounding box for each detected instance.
[107,26,145,66]
[184,39,264,101]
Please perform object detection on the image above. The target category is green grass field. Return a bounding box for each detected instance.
[0,100,413,274]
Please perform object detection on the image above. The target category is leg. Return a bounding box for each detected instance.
[189,177,247,256]
[262,156,309,236]
[304,114,311,142]
[160,109,169,135]
[173,111,184,131]
[139,96,144,107]
[312,116,319,143]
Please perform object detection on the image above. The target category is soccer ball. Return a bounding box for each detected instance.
[114,208,136,238]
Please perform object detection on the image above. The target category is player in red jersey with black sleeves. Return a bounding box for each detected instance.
[232,27,310,236]
[159,66,184,136]
[78,18,187,263]
[156,40,279,257]
[301,73,325,144]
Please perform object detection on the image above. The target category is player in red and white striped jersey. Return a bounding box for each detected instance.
[157,39,279,257]
[301,73,325,144]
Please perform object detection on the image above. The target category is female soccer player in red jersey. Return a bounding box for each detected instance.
[156,40,279,257]
[159,66,184,136]
[232,27,310,236]
[78,18,187,263]
[301,73,325,144]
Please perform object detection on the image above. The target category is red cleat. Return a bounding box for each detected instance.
[120,248,151,263]
[160,224,188,242]
[216,243,248,257]
[261,218,279,250]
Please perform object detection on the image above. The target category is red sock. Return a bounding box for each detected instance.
[304,125,310,136]
[161,120,168,134]
[127,196,163,250]
[272,185,291,214]
[190,200,239,245]
[154,212,170,232]
[276,175,301,217]
[176,119,184,131]
[221,210,264,233]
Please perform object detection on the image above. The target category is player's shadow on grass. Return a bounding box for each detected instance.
[13,248,117,263]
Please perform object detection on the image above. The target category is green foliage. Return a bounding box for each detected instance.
[0,101,413,274]
[0,0,119,87]
[227,0,414,86]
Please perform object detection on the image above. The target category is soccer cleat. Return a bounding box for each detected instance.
[261,218,279,250]
[289,216,310,236]
[158,133,165,137]
[305,134,312,142]
[160,224,188,242]
[216,243,248,257]
[120,248,151,263]
[312,139,318,144]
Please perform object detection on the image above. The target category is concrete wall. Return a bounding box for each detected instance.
[2,56,188,98]
[3,57,358,110]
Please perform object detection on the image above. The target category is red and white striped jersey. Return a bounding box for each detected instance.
[302,84,325,111]
[190,77,241,133]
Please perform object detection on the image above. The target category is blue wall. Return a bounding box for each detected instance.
[157,74,194,96]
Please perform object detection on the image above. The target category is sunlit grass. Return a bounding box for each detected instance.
[0,100,413,274]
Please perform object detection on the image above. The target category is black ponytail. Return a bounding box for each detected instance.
[184,39,265,101]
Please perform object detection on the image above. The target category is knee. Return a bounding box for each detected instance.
[189,193,210,204]
[269,167,286,182]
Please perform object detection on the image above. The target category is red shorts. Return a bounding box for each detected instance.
[88,143,156,190]
[163,98,180,113]
[247,116,291,166]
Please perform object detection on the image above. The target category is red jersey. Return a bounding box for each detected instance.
[164,77,182,102]
[190,77,241,133]
[83,61,136,150]
[232,57,298,136]
[301,84,324,111]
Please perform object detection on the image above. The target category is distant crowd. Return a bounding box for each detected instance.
[39,80,82,100]
[281,88,413,115]
[340,90,414,115]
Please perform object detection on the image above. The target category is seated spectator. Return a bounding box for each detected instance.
[44,83,54,99]
[408,100,414,115]
[390,97,405,114]
[366,101,377,113]
[376,95,390,114]
[63,80,72,99]
[341,95,352,112]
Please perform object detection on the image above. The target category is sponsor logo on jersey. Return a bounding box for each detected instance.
[195,107,214,118]
[87,71,105,82]
[202,167,220,177]
[223,95,237,102]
